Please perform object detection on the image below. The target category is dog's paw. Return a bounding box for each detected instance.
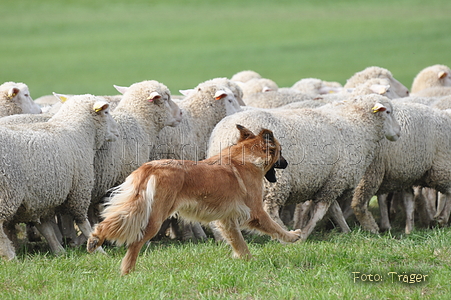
[86,237,99,253]
[289,229,302,242]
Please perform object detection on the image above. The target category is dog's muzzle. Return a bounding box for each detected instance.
[265,155,288,183]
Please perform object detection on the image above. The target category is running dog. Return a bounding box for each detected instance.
[87,124,301,275]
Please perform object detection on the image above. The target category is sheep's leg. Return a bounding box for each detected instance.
[414,187,435,227]
[293,201,313,230]
[435,192,446,218]
[263,199,286,228]
[435,193,451,226]
[216,219,251,259]
[191,222,207,241]
[58,214,78,245]
[378,194,391,231]
[300,201,332,241]
[329,200,351,233]
[402,190,415,234]
[34,220,65,255]
[0,220,16,260]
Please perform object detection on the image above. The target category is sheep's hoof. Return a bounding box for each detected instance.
[86,237,99,253]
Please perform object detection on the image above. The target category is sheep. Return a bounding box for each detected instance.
[0,95,119,260]
[89,80,183,224]
[413,86,451,98]
[243,89,312,109]
[280,78,401,110]
[351,102,451,234]
[153,80,241,163]
[207,94,401,240]
[240,78,279,100]
[230,70,262,83]
[291,78,342,95]
[411,64,451,93]
[180,78,246,106]
[344,66,410,97]
[0,81,41,117]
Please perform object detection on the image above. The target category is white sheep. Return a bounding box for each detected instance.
[180,78,246,106]
[413,86,451,98]
[243,89,312,109]
[0,95,119,260]
[344,66,410,97]
[207,94,401,240]
[230,70,262,83]
[281,78,401,110]
[351,102,451,234]
[153,80,241,163]
[0,81,41,117]
[90,80,183,221]
[291,78,342,95]
[240,78,279,100]
[411,64,451,93]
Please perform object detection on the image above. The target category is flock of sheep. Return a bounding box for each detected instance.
[1,63,451,260]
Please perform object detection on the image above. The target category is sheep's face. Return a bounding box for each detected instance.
[388,78,409,98]
[0,82,42,115]
[372,101,401,141]
[93,101,119,146]
[152,91,182,127]
[212,87,241,116]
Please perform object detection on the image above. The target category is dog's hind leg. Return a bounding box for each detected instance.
[216,219,252,259]
[246,208,302,243]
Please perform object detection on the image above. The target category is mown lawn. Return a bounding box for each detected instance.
[1,0,451,299]
[1,226,450,299]
[1,0,450,97]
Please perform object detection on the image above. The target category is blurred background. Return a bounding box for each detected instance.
[1,0,450,98]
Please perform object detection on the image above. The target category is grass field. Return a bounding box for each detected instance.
[1,0,451,98]
[1,0,451,299]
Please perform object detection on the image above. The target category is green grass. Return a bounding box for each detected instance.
[1,0,451,98]
[1,227,451,299]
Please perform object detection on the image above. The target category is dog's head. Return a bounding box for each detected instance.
[235,124,288,183]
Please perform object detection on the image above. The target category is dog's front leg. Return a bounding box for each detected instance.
[246,208,302,243]
[216,219,252,259]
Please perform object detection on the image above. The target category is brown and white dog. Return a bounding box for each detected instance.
[87,124,301,275]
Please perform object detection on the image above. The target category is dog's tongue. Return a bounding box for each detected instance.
[265,167,277,183]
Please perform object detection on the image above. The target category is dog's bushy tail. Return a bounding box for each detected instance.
[87,173,155,253]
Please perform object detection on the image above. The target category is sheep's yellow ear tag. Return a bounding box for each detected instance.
[93,101,109,112]
[438,71,447,79]
[372,103,387,113]
[214,90,227,100]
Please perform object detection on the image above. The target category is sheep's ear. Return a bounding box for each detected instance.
[262,86,273,93]
[147,92,161,102]
[7,87,20,99]
[236,124,255,141]
[370,84,390,95]
[93,101,110,113]
[214,90,227,100]
[179,89,194,97]
[52,92,70,103]
[438,71,448,79]
[372,102,387,113]
[114,85,128,95]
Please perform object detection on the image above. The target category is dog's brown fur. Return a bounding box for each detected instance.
[87,125,301,275]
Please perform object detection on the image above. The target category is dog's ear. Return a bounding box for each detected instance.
[236,124,255,141]
[260,129,276,147]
